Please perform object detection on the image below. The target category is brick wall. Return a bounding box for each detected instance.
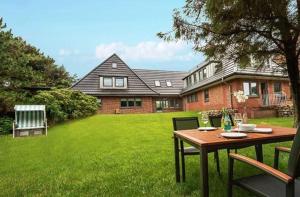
[184,84,230,111]
[99,97,153,114]
[183,78,291,115]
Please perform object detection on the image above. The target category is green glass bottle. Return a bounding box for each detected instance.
[224,114,232,132]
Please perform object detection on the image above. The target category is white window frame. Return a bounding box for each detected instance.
[115,77,125,87]
[100,76,127,89]
[103,77,113,87]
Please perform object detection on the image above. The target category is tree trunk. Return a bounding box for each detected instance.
[285,47,300,128]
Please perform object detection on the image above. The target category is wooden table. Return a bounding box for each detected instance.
[173,125,296,197]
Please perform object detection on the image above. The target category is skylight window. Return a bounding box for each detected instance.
[155,80,161,87]
[166,80,172,87]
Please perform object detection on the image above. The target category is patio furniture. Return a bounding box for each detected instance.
[228,127,300,197]
[13,105,47,138]
[172,117,221,182]
[173,125,296,197]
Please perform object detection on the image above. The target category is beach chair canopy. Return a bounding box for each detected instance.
[14,105,46,129]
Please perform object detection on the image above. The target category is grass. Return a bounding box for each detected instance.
[0,112,294,196]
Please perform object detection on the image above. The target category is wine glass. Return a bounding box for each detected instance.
[201,113,209,132]
[234,113,243,131]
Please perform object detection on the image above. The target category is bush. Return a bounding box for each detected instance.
[32,89,99,123]
[0,116,13,134]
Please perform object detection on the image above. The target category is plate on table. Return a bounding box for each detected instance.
[220,132,247,138]
[198,127,217,131]
[232,128,272,133]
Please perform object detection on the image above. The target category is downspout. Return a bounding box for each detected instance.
[221,67,233,109]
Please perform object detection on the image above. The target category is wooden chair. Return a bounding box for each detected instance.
[172,117,221,182]
[228,127,300,197]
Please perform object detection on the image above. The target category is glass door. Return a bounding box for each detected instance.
[261,82,269,106]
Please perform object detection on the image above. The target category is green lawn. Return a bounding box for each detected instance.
[0,112,294,196]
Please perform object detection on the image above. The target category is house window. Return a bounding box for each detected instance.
[193,73,197,83]
[166,80,172,87]
[120,98,142,108]
[120,98,128,107]
[100,76,127,89]
[135,98,142,106]
[199,70,203,80]
[128,98,135,107]
[187,93,198,103]
[115,77,124,87]
[243,82,258,96]
[187,76,192,86]
[274,82,282,93]
[103,77,113,87]
[155,80,161,87]
[203,67,207,79]
[112,63,117,68]
[96,98,102,108]
[204,89,209,102]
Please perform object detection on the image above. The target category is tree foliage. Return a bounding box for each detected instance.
[0,18,76,114]
[32,89,99,124]
[159,0,300,126]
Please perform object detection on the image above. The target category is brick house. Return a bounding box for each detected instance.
[72,54,291,117]
[182,59,291,118]
[72,54,186,113]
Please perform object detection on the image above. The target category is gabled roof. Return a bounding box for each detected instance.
[133,69,187,95]
[72,54,158,96]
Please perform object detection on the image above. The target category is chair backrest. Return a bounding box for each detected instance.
[16,111,44,128]
[172,117,199,131]
[288,126,300,178]
[209,114,222,127]
[209,114,234,127]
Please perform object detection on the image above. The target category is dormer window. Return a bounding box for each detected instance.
[103,77,113,87]
[115,77,124,87]
[155,80,161,87]
[100,76,127,89]
[166,80,172,87]
[112,63,117,68]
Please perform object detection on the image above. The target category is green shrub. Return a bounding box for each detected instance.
[33,89,98,123]
[0,116,13,133]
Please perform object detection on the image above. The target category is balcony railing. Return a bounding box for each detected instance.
[261,92,287,107]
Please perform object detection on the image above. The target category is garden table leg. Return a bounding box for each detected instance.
[174,135,180,182]
[199,148,209,197]
[255,144,263,162]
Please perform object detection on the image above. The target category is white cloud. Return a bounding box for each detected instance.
[95,41,196,61]
[59,48,79,56]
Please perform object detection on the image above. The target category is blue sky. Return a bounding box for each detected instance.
[1,0,205,77]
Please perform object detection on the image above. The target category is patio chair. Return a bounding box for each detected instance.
[172,117,221,182]
[227,127,300,197]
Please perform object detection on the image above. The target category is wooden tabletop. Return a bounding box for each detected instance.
[174,125,296,149]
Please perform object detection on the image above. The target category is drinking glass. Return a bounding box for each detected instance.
[201,113,209,132]
[234,113,243,131]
